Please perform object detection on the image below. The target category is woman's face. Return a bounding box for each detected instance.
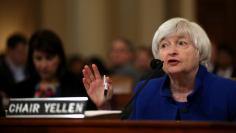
[33,51,60,81]
[158,33,199,76]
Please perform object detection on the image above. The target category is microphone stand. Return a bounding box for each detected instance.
[120,59,163,120]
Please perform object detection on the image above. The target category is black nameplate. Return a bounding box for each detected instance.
[6,97,88,118]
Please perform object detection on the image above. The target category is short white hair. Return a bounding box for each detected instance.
[152,17,211,67]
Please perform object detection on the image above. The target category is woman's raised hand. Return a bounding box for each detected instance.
[82,64,112,109]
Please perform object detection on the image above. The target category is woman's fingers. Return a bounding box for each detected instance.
[82,64,112,107]
[83,64,101,81]
[82,78,89,90]
[84,65,95,81]
[107,77,113,100]
[82,68,92,85]
[92,64,101,80]
[82,65,90,79]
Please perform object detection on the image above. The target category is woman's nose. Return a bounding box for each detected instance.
[40,60,48,68]
[167,44,178,55]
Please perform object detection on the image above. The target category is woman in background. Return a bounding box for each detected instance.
[13,29,97,110]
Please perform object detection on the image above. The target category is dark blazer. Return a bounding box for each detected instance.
[129,65,236,121]
[0,55,18,97]
[12,72,97,110]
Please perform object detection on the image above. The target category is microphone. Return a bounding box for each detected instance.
[150,59,164,70]
[120,59,164,119]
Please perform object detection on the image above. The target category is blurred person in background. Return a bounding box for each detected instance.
[0,33,28,98]
[67,54,85,76]
[12,29,104,110]
[86,56,110,76]
[213,45,236,78]
[134,46,165,81]
[134,46,153,78]
[108,37,139,82]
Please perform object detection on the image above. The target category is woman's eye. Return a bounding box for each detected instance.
[159,43,168,49]
[34,56,42,61]
[178,40,188,46]
[179,41,184,45]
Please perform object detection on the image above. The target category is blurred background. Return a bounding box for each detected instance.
[1,0,236,110]
[1,0,235,61]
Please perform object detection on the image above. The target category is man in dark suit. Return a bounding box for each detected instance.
[0,33,28,98]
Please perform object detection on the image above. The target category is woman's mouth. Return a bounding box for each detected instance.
[167,59,180,65]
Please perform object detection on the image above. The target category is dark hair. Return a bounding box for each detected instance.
[7,33,27,48]
[27,29,66,80]
[87,56,110,75]
[68,55,84,67]
[218,44,234,56]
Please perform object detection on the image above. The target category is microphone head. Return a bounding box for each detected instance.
[150,59,163,70]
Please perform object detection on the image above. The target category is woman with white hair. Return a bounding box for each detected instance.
[82,18,236,121]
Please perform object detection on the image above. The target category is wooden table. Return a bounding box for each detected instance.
[0,118,236,133]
